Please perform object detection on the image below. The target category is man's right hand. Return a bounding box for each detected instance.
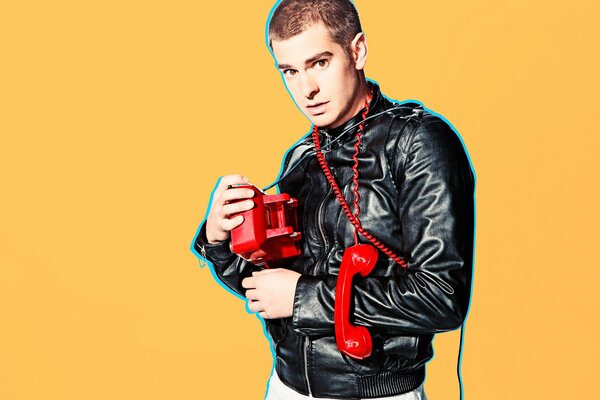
[205,175,256,244]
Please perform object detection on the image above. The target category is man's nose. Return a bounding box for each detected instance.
[300,73,319,99]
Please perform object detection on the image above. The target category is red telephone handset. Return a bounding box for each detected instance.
[334,243,379,360]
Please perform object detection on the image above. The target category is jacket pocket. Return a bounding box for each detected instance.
[382,335,419,371]
[340,332,386,375]
[340,334,420,375]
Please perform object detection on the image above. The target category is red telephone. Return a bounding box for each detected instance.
[229,184,302,265]
[334,243,379,359]
[310,101,408,360]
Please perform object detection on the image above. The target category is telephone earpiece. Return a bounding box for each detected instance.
[334,243,379,359]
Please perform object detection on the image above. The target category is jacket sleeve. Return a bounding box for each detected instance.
[191,141,308,298]
[291,114,475,336]
[193,221,261,297]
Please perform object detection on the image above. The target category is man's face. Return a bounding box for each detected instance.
[271,23,364,129]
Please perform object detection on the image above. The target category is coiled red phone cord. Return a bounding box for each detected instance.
[312,95,407,269]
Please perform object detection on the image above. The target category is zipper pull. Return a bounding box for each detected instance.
[321,129,330,144]
[196,242,207,259]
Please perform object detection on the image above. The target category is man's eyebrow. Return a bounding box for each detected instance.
[277,62,293,70]
[304,51,333,65]
[277,51,334,70]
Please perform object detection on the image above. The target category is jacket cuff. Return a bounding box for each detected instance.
[292,274,337,335]
[194,222,237,265]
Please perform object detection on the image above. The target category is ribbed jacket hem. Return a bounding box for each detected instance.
[357,368,425,398]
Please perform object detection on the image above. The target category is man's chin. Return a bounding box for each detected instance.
[306,113,336,128]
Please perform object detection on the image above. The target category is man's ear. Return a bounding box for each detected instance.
[350,32,368,70]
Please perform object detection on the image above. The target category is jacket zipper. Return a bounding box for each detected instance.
[302,130,332,397]
[312,130,333,274]
[303,336,313,397]
[315,185,332,265]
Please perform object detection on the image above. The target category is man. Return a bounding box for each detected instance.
[193,0,474,399]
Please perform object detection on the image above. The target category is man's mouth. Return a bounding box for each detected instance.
[306,101,329,115]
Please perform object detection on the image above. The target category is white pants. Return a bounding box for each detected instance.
[265,371,427,400]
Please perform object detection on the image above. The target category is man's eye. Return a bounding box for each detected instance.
[283,69,297,77]
[316,60,328,68]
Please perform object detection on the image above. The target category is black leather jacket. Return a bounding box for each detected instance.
[194,83,474,399]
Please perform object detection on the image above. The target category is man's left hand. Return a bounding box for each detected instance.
[242,268,301,319]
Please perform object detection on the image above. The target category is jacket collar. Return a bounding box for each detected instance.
[316,81,383,144]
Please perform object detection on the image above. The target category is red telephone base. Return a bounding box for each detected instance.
[230,184,301,265]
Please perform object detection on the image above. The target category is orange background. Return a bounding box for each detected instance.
[1,1,598,399]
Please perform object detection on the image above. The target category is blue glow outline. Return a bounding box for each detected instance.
[190,1,478,397]
[189,177,278,398]
[417,101,477,400]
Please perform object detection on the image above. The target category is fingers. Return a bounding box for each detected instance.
[248,302,271,319]
[217,175,249,191]
[220,199,254,218]
[220,214,244,232]
[221,187,255,203]
[244,272,292,320]
[205,175,254,243]
[214,186,255,224]
[245,286,262,315]
[245,289,258,301]
[213,176,253,213]
[247,298,271,319]
[247,302,271,319]
[241,276,255,289]
[247,299,261,313]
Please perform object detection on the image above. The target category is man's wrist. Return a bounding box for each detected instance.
[205,223,223,244]
[206,233,226,244]
[195,222,237,263]
[198,222,229,248]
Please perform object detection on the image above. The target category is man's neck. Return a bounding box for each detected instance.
[328,78,371,129]
[353,78,371,111]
